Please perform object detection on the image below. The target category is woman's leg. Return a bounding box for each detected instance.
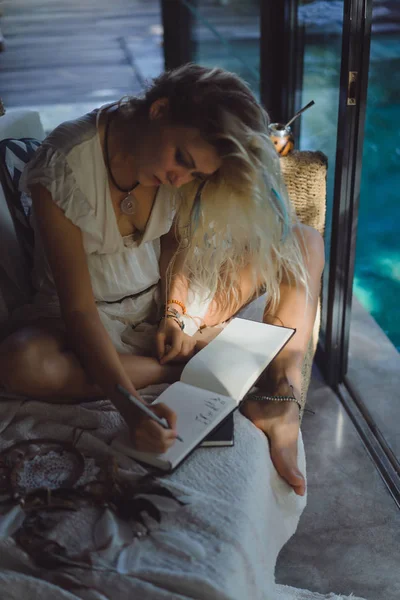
[0,322,184,401]
[257,224,324,398]
[200,263,261,328]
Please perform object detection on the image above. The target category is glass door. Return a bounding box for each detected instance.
[184,0,261,98]
[294,0,345,359]
[352,2,400,352]
[289,0,373,387]
[346,0,400,471]
[292,0,400,498]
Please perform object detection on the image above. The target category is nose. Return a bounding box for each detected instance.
[167,169,193,188]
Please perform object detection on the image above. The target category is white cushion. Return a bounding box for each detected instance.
[0,110,45,143]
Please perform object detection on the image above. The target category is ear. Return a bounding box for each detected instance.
[149,97,169,120]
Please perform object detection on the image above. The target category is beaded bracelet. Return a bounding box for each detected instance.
[164,307,183,320]
[166,299,186,314]
[158,314,185,331]
[161,305,205,332]
[163,308,185,330]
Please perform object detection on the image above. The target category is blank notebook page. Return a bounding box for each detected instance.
[180,318,294,401]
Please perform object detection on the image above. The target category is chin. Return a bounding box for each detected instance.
[139,178,154,188]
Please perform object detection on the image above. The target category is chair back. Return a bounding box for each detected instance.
[281,150,327,236]
[0,110,45,330]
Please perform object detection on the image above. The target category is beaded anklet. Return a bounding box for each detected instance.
[246,393,301,412]
[246,384,302,418]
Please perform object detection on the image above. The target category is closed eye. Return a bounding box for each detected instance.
[175,147,210,181]
[175,148,189,168]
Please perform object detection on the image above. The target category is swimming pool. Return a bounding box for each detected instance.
[354,34,400,350]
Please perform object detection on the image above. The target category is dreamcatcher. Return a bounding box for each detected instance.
[0,438,186,569]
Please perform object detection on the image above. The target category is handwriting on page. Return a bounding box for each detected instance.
[195,396,227,426]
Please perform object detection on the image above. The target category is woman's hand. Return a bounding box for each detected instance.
[120,397,179,453]
[156,317,197,365]
[241,398,306,496]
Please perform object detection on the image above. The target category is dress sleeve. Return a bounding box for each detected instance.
[19,144,102,251]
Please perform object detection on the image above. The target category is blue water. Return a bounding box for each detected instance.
[355,38,400,350]
[297,29,400,351]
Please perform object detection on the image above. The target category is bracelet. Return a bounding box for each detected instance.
[161,305,205,332]
[164,307,183,320]
[158,314,185,331]
[245,391,302,418]
[166,299,186,314]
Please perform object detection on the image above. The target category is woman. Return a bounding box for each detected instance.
[0,64,324,496]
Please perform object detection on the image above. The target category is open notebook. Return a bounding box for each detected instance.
[111,318,295,472]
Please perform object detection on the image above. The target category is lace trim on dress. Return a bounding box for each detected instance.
[19,144,102,252]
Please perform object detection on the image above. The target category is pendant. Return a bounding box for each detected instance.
[120,193,137,216]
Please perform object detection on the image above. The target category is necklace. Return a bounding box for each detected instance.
[103,110,139,216]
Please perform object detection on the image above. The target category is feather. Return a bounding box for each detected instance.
[191,180,206,229]
[150,530,206,561]
[92,508,132,552]
[135,493,187,513]
[0,504,26,538]
[115,542,143,574]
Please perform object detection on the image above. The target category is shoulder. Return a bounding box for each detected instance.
[42,109,99,157]
[21,109,100,181]
[21,107,106,192]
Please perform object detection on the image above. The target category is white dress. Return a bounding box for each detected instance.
[15,107,213,354]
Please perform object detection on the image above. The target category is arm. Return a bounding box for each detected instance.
[31,184,154,420]
[157,219,199,363]
[159,217,189,313]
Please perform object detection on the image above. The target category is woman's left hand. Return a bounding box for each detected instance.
[156,317,197,365]
[241,399,306,496]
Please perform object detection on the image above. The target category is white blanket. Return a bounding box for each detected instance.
[0,383,310,600]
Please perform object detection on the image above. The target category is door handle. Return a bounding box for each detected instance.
[347,71,358,106]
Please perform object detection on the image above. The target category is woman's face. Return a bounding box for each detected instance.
[137,114,222,188]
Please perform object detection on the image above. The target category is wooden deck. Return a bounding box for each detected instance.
[0,0,262,110]
[0,0,261,130]
[0,0,163,108]
[0,0,261,134]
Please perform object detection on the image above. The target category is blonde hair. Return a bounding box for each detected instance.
[119,64,310,321]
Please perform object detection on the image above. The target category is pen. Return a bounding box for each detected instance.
[116,384,184,443]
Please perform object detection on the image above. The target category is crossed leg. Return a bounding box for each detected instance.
[0,320,185,402]
[0,248,262,401]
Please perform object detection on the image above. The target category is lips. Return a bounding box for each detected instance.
[154,175,162,185]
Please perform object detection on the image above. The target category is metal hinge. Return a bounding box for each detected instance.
[347,71,358,106]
